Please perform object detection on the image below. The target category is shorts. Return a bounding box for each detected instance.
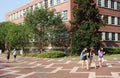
[82,56,87,60]
[89,56,93,60]
[14,55,16,58]
[7,55,10,60]
[98,57,104,61]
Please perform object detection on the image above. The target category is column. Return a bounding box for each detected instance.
[102,32,105,41]
[114,1,117,10]
[108,0,111,8]
[115,33,118,41]
[108,16,111,24]
[109,32,112,41]
[115,17,118,25]
[101,0,105,7]
[48,0,50,7]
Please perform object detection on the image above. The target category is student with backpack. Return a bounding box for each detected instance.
[80,48,89,70]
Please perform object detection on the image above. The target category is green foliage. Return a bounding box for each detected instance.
[24,8,68,49]
[70,0,104,54]
[104,48,120,54]
[0,22,31,50]
[25,51,66,58]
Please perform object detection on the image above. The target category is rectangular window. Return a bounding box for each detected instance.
[56,0,60,4]
[112,32,115,40]
[118,33,120,40]
[117,2,120,10]
[111,16,115,24]
[111,0,114,9]
[63,0,67,2]
[99,32,102,40]
[98,0,101,6]
[105,0,108,8]
[50,0,54,6]
[118,17,120,25]
[63,10,68,20]
[105,32,109,40]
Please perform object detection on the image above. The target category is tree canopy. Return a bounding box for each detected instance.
[0,22,30,50]
[70,0,105,54]
[24,8,68,49]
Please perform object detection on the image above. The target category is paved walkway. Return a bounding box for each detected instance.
[0,54,120,78]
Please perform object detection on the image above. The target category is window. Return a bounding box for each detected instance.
[111,0,114,9]
[63,10,68,20]
[117,2,120,10]
[111,16,115,24]
[112,32,115,40]
[98,0,101,6]
[50,0,54,6]
[105,0,108,8]
[99,32,102,40]
[118,17,120,25]
[56,0,60,4]
[38,2,42,8]
[105,32,109,40]
[63,0,67,2]
[118,33,120,40]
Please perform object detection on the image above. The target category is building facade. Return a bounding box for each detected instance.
[5,0,120,48]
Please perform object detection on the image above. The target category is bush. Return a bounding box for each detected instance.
[104,48,120,54]
[24,51,66,58]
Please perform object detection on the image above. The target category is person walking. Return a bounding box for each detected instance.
[13,48,17,62]
[6,49,10,63]
[88,48,97,69]
[98,48,105,67]
[80,48,89,70]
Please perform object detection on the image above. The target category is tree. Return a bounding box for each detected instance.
[6,24,30,48]
[0,22,30,50]
[70,0,105,54]
[24,8,67,50]
[0,22,16,50]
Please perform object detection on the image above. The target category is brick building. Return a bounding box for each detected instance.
[5,0,120,48]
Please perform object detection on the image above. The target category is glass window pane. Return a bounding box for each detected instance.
[105,0,108,8]
[112,32,115,40]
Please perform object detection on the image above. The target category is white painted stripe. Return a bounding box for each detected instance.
[70,67,79,73]
[47,59,54,62]
[96,76,112,78]
[88,72,95,78]
[31,64,41,68]
[65,61,71,64]
[45,63,54,68]
[106,63,112,67]
[29,61,37,65]
[16,72,36,78]
[51,67,62,73]
[118,61,120,63]
[58,59,63,61]
[0,71,18,77]
[111,72,120,78]
[78,61,82,64]
[113,58,117,60]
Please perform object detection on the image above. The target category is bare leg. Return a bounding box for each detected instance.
[82,60,84,69]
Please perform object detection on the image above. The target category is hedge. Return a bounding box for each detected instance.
[104,48,120,54]
[24,51,66,58]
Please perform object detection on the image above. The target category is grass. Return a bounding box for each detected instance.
[65,54,120,59]
[103,54,120,58]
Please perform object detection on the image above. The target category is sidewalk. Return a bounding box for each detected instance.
[0,54,120,78]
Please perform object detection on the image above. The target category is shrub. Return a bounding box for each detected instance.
[24,51,66,58]
[37,51,66,58]
[104,48,120,54]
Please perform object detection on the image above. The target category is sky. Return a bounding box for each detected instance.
[0,0,31,22]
